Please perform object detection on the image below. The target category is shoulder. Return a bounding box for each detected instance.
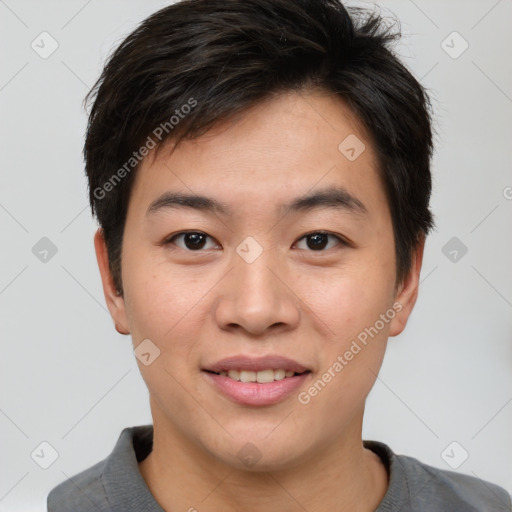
[47,425,154,512]
[396,451,511,511]
[47,457,109,512]
[365,440,511,512]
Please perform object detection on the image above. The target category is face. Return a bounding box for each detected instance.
[96,90,423,471]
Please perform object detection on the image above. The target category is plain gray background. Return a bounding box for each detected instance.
[1,1,511,510]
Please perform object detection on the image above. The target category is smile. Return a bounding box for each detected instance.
[208,368,306,383]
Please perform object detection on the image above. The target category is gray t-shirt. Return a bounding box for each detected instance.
[47,425,511,511]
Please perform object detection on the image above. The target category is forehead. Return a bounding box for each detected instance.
[130,91,384,218]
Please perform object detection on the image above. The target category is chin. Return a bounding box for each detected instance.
[205,433,312,473]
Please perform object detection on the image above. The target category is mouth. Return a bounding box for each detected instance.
[201,355,312,406]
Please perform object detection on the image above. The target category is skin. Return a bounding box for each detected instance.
[95,90,424,512]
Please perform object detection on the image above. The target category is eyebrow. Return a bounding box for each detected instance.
[146,186,367,217]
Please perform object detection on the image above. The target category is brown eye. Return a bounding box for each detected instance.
[294,232,346,251]
[165,231,219,251]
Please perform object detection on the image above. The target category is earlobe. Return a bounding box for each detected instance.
[93,228,131,335]
[115,323,130,335]
[388,235,425,338]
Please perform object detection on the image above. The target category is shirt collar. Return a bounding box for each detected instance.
[363,439,411,511]
[102,425,164,512]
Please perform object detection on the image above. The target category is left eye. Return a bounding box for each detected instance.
[294,232,345,251]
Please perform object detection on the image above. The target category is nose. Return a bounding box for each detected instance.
[213,247,301,337]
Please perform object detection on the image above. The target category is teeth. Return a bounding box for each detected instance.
[223,369,298,382]
[274,369,286,380]
[240,370,256,383]
[256,369,274,383]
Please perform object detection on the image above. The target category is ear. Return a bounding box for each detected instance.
[388,235,425,337]
[94,228,130,335]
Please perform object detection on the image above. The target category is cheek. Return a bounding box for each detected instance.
[123,264,209,406]
[297,281,393,435]
[122,250,207,346]
[300,260,395,342]
[296,261,393,402]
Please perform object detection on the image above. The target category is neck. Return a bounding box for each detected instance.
[139,406,389,512]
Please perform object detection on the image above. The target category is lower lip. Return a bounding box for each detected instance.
[202,371,310,406]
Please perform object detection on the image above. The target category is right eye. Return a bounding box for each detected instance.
[163,231,221,251]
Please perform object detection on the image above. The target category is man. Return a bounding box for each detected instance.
[47,0,511,510]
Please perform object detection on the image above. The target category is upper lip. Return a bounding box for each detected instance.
[204,355,310,374]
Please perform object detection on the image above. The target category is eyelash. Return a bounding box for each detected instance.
[162,230,349,252]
